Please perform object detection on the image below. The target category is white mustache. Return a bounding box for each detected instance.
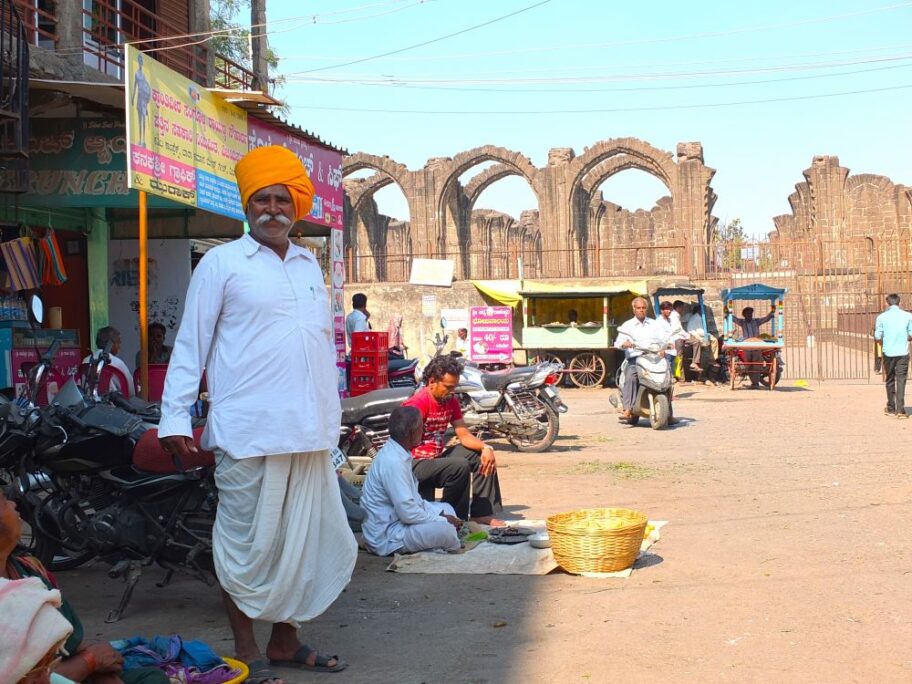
[255,213,292,227]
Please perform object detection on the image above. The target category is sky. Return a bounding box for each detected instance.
[263,0,912,237]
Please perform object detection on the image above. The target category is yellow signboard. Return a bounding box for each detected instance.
[125,45,248,220]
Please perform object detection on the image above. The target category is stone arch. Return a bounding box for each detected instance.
[846,174,896,240]
[343,152,410,190]
[343,173,396,214]
[433,146,542,279]
[464,164,521,208]
[343,153,413,283]
[568,137,677,198]
[579,154,672,197]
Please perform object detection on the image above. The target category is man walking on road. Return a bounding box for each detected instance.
[874,293,912,418]
[159,145,357,681]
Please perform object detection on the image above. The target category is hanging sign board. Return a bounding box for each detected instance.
[125,44,247,220]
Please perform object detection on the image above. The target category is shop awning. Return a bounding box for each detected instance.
[472,280,649,307]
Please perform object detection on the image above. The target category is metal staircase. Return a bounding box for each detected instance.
[0,0,28,193]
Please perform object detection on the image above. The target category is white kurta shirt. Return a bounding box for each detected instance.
[361,439,444,556]
[614,316,660,359]
[158,234,341,457]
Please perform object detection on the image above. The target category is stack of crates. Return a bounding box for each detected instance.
[350,331,389,397]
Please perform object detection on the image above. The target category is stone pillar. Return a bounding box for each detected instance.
[802,156,849,241]
[675,142,715,278]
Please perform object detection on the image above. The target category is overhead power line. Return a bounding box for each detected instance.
[282,61,912,94]
[287,82,912,115]
[284,51,912,85]
[281,0,912,68]
[285,0,555,75]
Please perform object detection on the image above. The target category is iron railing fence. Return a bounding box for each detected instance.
[347,235,912,382]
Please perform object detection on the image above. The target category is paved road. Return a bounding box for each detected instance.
[61,381,910,682]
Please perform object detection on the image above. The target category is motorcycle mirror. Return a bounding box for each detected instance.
[28,294,44,327]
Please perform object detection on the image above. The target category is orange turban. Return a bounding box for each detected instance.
[235,145,315,221]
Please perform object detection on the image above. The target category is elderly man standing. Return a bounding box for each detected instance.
[874,293,912,418]
[158,146,356,681]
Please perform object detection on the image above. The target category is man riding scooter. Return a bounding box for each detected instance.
[613,297,678,425]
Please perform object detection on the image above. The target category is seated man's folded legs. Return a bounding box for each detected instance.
[400,502,461,553]
[621,364,639,411]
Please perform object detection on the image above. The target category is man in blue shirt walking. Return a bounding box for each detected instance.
[873,294,912,418]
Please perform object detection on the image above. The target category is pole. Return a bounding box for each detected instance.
[138,190,149,400]
[250,0,269,92]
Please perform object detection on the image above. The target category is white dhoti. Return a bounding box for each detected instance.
[212,449,357,626]
[399,502,461,554]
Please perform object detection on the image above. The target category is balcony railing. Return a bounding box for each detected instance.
[213,53,256,91]
[11,0,57,47]
[0,0,29,193]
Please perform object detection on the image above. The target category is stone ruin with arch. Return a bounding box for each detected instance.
[342,138,912,283]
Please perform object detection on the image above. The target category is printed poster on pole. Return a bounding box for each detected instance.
[125,45,247,220]
[469,306,513,363]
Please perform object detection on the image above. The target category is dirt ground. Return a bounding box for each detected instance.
[60,380,912,683]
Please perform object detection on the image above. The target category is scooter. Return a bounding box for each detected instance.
[611,337,676,430]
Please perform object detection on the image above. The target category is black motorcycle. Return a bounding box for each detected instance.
[7,361,217,622]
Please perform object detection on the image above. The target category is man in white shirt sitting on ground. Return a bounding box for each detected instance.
[361,406,462,556]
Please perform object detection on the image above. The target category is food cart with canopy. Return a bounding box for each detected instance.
[472,280,647,388]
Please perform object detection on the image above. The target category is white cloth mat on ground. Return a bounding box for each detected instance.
[386,520,666,577]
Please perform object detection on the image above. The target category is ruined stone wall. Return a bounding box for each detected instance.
[773,155,912,271]
[343,138,717,282]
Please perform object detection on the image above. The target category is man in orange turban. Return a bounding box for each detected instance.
[236,145,315,221]
[159,142,355,677]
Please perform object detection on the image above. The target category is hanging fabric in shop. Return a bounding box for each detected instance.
[0,237,40,291]
[36,229,68,286]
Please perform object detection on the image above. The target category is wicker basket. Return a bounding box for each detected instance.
[546,507,648,573]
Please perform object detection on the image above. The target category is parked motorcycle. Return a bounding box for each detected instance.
[456,360,565,452]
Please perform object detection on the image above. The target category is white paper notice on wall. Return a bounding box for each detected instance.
[410,258,454,287]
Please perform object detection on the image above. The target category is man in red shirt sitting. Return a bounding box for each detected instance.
[402,355,503,524]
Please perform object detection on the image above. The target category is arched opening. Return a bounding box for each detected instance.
[471,175,540,279]
[342,167,412,282]
[589,168,674,276]
[435,148,540,280]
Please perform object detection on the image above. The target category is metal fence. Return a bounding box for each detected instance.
[348,235,912,382]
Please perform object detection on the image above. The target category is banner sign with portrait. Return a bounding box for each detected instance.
[125,45,247,220]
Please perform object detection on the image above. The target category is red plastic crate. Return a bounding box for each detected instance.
[351,351,387,373]
[352,331,389,352]
[350,369,388,391]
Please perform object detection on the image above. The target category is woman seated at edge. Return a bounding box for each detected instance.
[0,488,167,684]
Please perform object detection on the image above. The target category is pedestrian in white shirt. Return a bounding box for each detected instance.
[345,293,370,349]
[361,406,462,556]
[81,326,135,397]
[158,145,356,678]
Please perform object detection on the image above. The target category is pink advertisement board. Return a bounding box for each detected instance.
[247,119,344,230]
[469,306,513,363]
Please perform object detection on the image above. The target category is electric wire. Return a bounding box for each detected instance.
[286,82,912,115]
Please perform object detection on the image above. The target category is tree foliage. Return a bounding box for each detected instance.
[714,218,748,270]
[210,0,282,92]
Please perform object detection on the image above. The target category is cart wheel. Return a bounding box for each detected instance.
[729,356,737,391]
[531,352,562,366]
[568,352,606,388]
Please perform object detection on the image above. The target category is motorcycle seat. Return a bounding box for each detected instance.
[388,358,417,373]
[480,367,537,392]
[341,387,413,424]
[132,426,216,473]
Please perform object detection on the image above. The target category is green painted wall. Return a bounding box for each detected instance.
[85,208,109,347]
